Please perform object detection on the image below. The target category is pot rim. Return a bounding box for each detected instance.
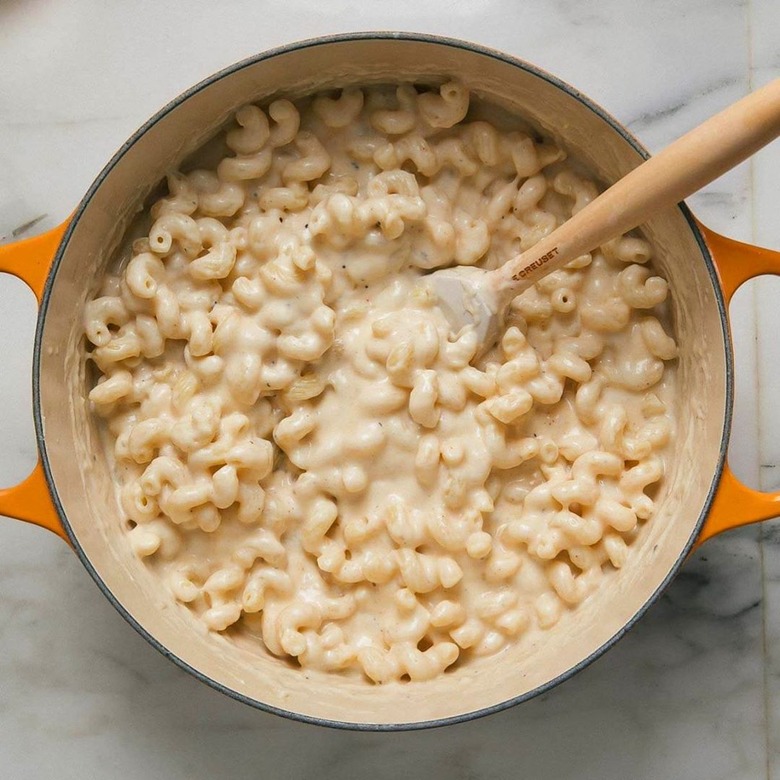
[31,30,733,731]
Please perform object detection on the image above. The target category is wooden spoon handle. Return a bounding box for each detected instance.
[491,78,780,299]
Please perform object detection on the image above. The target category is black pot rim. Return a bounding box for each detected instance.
[31,30,732,732]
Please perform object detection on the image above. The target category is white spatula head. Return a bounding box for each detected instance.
[426,266,502,348]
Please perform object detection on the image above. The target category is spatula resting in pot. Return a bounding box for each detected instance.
[427,78,780,351]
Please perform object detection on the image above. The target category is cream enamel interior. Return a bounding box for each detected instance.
[37,37,728,726]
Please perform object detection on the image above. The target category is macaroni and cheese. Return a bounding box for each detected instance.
[85,82,677,683]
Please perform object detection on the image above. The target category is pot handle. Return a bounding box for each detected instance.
[0,223,70,542]
[2,220,778,548]
[696,222,780,546]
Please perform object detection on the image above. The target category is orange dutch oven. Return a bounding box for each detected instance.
[1,33,779,730]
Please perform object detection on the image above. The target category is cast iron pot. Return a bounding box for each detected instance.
[1,32,779,730]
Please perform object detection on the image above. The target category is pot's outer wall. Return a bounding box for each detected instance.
[34,34,731,728]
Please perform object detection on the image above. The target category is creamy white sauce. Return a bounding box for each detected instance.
[84,82,677,683]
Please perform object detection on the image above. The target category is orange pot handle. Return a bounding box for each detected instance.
[0,223,70,543]
[696,222,780,547]
[1,219,778,548]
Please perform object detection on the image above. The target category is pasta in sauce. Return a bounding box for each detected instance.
[84,82,677,683]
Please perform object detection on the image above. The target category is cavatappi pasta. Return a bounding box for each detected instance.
[85,82,677,683]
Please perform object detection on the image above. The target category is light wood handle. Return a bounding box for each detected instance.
[490,78,780,300]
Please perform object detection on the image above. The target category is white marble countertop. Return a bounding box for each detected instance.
[1,1,779,778]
